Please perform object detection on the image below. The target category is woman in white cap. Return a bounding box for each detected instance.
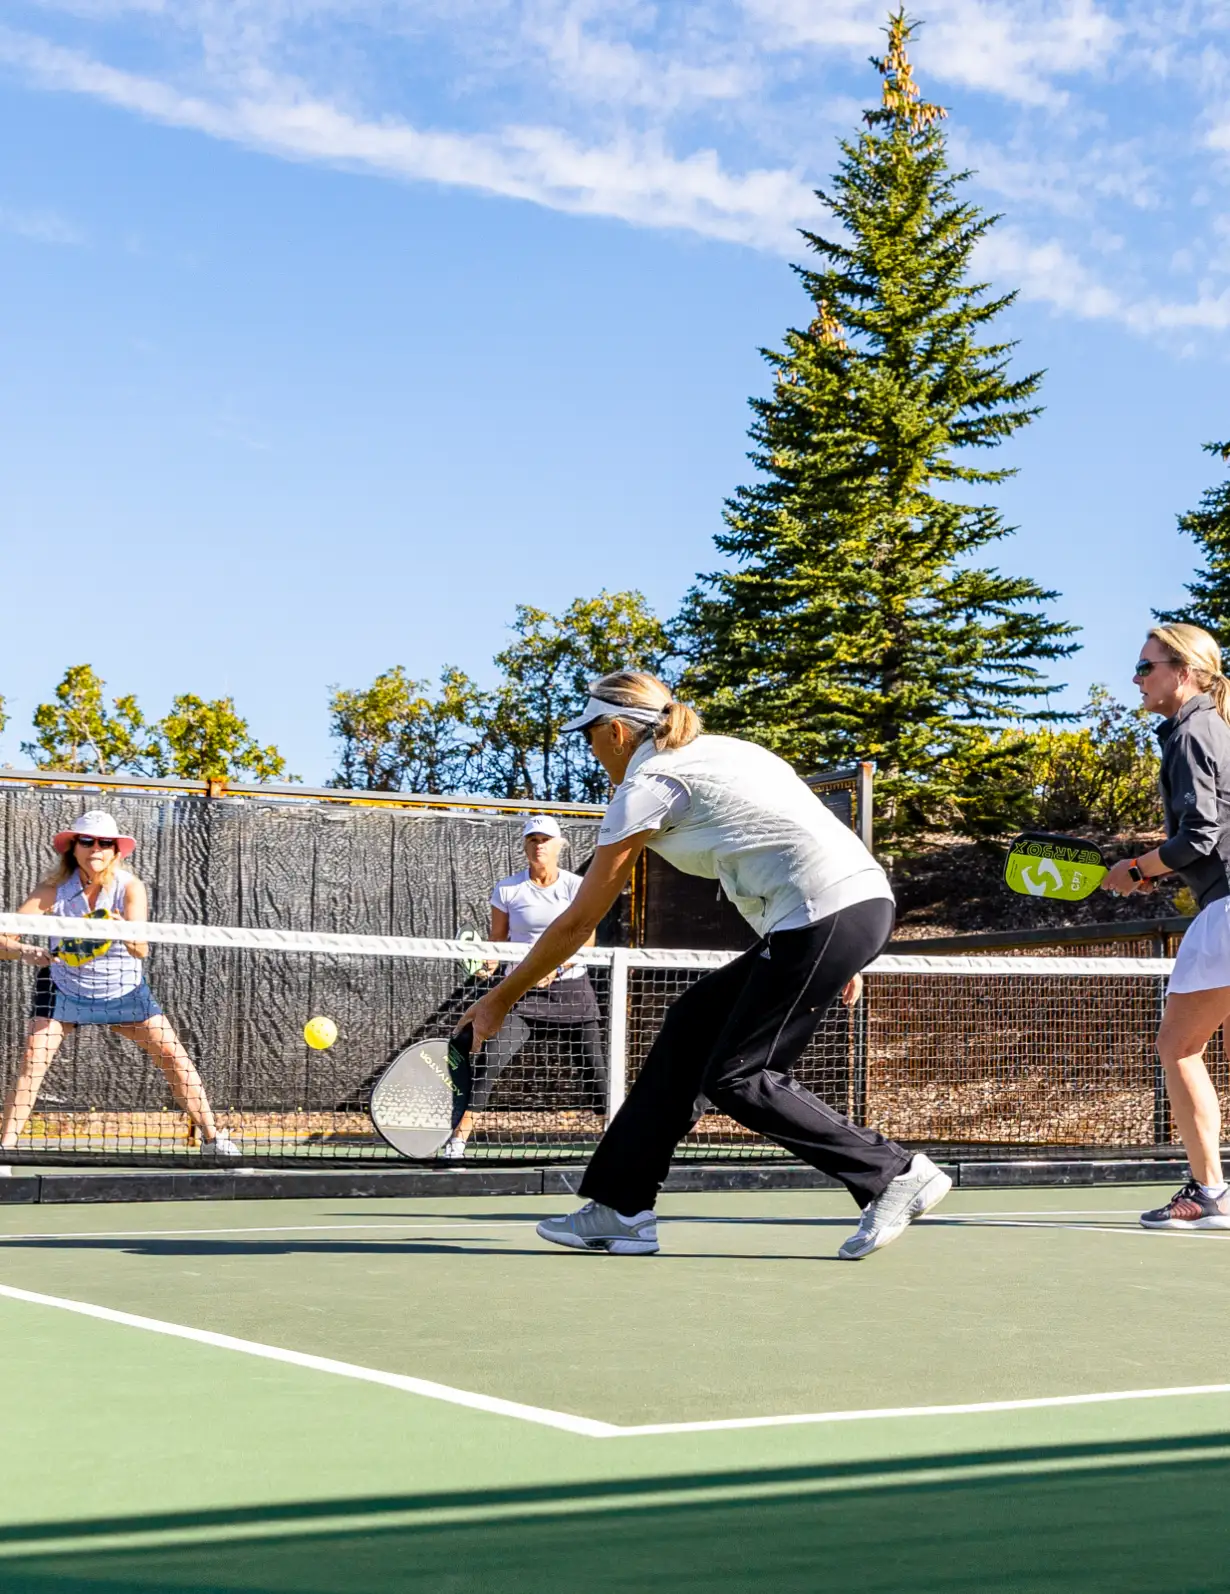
[0,809,240,1166]
[444,815,601,1158]
[458,672,949,1260]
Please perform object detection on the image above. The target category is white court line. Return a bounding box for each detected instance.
[0,1281,615,1437]
[613,1384,1230,1437]
[921,1217,1228,1240]
[6,1277,1230,1441]
[0,1211,1165,1244]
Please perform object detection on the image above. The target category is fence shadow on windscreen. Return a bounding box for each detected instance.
[2,1437,1228,1593]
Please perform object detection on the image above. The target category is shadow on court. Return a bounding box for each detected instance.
[0,1237,849,1260]
[4,1438,1230,1593]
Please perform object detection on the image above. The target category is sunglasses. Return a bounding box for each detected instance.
[1134,658,1177,677]
[74,835,118,850]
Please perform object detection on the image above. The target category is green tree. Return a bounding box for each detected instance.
[23,664,163,775]
[329,591,674,801]
[328,666,482,792]
[1155,441,1230,636]
[1022,686,1161,833]
[482,590,675,802]
[157,695,291,782]
[679,12,1076,839]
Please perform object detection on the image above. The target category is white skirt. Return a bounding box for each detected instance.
[1169,897,1230,994]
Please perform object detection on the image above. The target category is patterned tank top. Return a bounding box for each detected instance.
[50,870,145,1002]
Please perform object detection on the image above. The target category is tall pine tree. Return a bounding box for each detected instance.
[681,12,1076,837]
[1155,441,1230,637]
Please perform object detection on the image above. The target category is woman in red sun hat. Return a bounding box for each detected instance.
[0,809,239,1170]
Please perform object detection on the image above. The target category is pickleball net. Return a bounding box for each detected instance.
[0,913,1196,1166]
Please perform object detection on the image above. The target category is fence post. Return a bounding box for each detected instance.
[606,950,629,1125]
[1152,973,1172,1148]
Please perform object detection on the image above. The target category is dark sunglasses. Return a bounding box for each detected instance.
[74,835,117,849]
[1134,658,1177,677]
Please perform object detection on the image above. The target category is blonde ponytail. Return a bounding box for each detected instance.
[1149,623,1230,726]
[654,700,702,752]
[585,670,702,752]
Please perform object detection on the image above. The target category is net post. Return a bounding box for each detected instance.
[606,950,629,1125]
[1152,972,1172,1148]
[851,985,869,1127]
[856,762,874,853]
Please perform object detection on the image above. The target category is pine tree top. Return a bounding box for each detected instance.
[865,10,947,134]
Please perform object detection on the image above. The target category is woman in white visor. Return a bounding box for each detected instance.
[459,672,949,1260]
[0,809,240,1168]
[444,815,601,1158]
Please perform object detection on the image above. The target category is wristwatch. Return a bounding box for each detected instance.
[1127,861,1143,883]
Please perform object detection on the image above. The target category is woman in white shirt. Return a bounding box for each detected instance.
[458,672,949,1261]
[444,816,600,1158]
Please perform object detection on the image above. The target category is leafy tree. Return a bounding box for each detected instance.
[1155,441,1230,637]
[1022,686,1161,834]
[328,667,482,792]
[158,695,291,782]
[23,666,292,782]
[679,12,1076,839]
[483,591,675,802]
[329,591,674,801]
[23,664,163,775]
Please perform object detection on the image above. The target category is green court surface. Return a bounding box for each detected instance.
[2,1185,1230,1591]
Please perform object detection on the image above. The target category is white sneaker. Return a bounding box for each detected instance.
[439,1136,467,1161]
[536,1201,659,1255]
[838,1154,952,1261]
[203,1130,242,1160]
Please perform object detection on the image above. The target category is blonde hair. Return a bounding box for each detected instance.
[1149,623,1230,725]
[40,843,127,893]
[587,671,701,753]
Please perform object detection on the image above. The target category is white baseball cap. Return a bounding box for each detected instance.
[523,815,564,841]
[53,810,137,858]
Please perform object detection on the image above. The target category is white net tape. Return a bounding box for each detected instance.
[0,914,1184,1167]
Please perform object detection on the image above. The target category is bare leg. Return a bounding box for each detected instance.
[1156,989,1230,1186]
[116,1018,220,1142]
[1,1020,68,1149]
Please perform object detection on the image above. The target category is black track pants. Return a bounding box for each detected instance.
[579,897,911,1213]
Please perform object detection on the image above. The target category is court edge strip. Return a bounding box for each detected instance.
[5,1280,1230,1439]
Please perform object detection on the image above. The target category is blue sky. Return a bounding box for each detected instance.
[1,0,1228,783]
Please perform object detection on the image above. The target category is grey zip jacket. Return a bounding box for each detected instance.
[1156,693,1230,908]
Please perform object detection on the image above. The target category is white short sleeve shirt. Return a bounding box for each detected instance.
[490,868,587,977]
[598,774,690,846]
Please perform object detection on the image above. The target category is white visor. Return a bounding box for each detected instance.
[561,696,667,733]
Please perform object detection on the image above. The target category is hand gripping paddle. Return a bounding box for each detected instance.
[369,1025,473,1159]
[1003,833,1108,902]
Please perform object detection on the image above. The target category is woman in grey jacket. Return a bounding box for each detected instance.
[1102,623,1230,1231]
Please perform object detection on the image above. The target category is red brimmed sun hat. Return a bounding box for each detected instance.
[52,810,137,859]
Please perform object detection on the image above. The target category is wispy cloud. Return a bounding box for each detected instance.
[0,202,83,244]
[744,0,1119,106]
[3,1,1229,339]
[0,25,819,248]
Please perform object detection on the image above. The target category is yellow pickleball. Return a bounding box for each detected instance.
[303,1016,338,1050]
